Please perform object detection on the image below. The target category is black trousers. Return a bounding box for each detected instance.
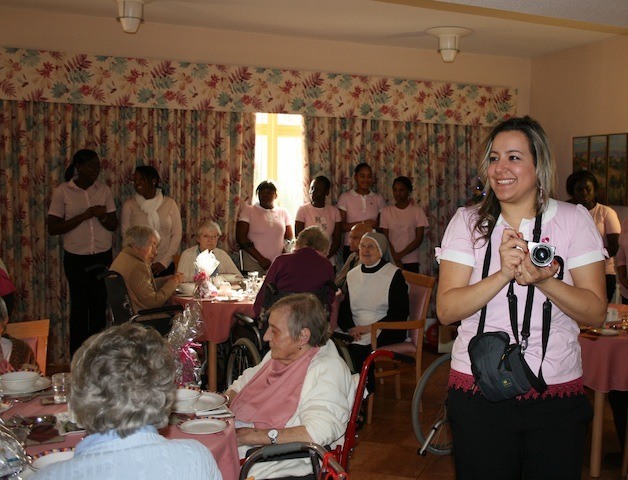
[447,387,592,480]
[63,249,112,356]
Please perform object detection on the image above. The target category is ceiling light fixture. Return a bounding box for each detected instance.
[427,27,472,63]
[117,0,145,34]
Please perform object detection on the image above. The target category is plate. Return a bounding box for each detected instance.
[173,392,227,414]
[30,448,75,470]
[178,418,227,435]
[0,377,52,396]
[55,412,86,436]
[589,328,619,336]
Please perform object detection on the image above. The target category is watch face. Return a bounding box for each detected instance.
[268,429,278,443]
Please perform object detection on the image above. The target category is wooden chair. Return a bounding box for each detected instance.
[6,319,50,375]
[366,272,436,424]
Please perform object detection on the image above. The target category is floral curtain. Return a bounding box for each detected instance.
[305,116,490,279]
[0,100,255,362]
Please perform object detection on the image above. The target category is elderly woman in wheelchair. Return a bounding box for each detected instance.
[109,226,184,331]
[225,293,355,480]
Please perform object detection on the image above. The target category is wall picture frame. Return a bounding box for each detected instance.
[607,133,627,206]
[572,133,628,206]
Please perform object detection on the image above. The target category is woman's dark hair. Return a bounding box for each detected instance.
[354,163,371,175]
[473,116,555,243]
[135,166,160,187]
[313,175,331,192]
[565,170,598,197]
[393,176,413,192]
[256,180,277,194]
[64,149,99,182]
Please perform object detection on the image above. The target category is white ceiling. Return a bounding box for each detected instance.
[2,0,627,58]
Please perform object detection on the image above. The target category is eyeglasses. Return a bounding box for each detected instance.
[359,244,377,250]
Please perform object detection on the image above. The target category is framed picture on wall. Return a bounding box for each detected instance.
[572,136,589,171]
[588,135,608,204]
[607,133,627,206]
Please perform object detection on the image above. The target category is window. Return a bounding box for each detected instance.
[254,113,305,219]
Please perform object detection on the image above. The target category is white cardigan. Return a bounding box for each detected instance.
[229,340,356,479]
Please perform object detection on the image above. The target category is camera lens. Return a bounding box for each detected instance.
[530,245,553,267]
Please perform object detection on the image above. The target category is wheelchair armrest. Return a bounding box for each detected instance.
[135,304,183,317]
[233,312,256,325]
[244,443,332,461]
[330,331,354,344]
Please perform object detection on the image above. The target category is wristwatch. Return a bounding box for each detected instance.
[268,429,279,445]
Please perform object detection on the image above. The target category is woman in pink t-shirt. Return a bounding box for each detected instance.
[436,117,606,479]
[236,181,294,273]
[337,163,386,261]
[380,176,428,273]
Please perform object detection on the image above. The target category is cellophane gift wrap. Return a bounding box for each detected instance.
[193,249,220,299]
[167,304,205,387]
[0,425,29,477]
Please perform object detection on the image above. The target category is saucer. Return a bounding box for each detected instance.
[173,392,227,414]
[179,418,227,435]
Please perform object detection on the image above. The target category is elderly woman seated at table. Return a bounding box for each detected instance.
[110,225,185,313]
[253,226,335,317]
[0,297,35,374]
[33,323,221,479]
[177,220,241,282]
[338,231,409,391]
[226,293,355,479]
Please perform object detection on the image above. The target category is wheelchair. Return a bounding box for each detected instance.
[223,280,339,388]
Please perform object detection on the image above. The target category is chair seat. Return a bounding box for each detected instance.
[380,340,416,356]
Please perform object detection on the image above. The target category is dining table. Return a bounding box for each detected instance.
[172,295,255,392]
[1,394,240,480]
[578,303,628,478]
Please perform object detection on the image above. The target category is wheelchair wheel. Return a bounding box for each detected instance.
[225,337,262,387]
[411,353,453,456]
[331,337,355,374]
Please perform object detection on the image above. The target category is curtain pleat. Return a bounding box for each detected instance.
[0,100,255,362]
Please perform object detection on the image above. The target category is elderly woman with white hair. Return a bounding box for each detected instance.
[110,225,185,314]
[33,323,221,479]
[338,231,409,391]
[177,220,241,282]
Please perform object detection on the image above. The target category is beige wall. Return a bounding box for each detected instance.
[530,35,628,219]
[0,6,530,113]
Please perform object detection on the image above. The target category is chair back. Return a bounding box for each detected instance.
[101,271,135,325]
[6,319,50,375]
[402,271,436,345]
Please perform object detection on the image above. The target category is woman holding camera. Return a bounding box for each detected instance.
[436,116,606,479]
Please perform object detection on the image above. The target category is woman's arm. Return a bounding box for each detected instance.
[284,224,294,241]
[383,269,410,321]
[436,229,525,325]
[47,209,98,236]
[519,257,607,326]
[294,221,305,238]
[236,426,312,447]
[163,200,183,266]
[396,227,425,260]
[99,211,118,232]
[329,221,342,258]
[606,233,619,258]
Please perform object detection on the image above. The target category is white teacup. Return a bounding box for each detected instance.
[0,371,41,392]
[178,282,195,296]
[173,388,201,412]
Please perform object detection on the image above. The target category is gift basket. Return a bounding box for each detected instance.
[167,304,205,387]
[193,250,220,299]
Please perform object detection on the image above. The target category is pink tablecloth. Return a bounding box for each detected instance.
[579,330,628,393]
[172,296,255,343]
[1,398,240,480]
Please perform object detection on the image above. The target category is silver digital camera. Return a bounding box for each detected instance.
[528,242,556,267]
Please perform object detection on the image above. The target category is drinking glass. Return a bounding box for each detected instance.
[51,373,71,404]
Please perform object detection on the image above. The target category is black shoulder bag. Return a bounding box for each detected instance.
[468,215,563,402]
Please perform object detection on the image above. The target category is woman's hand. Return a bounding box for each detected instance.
[171,272,185,285]
[348,325,370,341]
[258,257,272,271]
[516,256,560,286]
[0,359,14,374]
[498,229,527,280]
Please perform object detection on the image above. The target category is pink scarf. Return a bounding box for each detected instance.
[230,347,319,429]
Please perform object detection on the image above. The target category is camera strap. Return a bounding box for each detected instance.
[477,214,549,395]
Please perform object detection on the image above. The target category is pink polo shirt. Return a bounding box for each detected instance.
[337,190,386,246]
[238,203,292,264]
[48,180,116,255]
[436,199,605,385]
[380,204,429,264]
